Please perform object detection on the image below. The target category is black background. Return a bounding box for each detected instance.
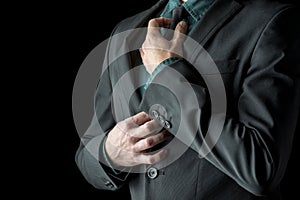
[17,0,298,198]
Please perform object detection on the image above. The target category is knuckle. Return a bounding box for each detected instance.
[130,115,138,124]
[148,18,155,24]
[140,111,148,118]
[131,118,141,127]
[129,135,137,143]
[144,122,152,131]
[130,145,137,153]
[145,138,153,147]
[147,156,156,164]
[123,122,131,130]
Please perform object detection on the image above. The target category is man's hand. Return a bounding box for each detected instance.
[140,17,188,74]
[104,112,171,168]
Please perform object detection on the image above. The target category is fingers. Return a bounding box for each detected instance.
[108,111,171,167]
[117,112,151,133]
[136,149,168,165]
[130,111,151,126]
[132,130,171,152]
[172,21,188,43]
[120,112,162,138]
[130,119,163,138]
[148,17,171,28]
[147,18,171,38]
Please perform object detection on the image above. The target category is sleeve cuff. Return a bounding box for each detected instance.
[99,136,131,181]
[141,57,181,95]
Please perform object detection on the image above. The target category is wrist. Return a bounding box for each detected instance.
[103,137,122,168]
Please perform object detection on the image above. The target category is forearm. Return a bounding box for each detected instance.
[76,132,132,190]
[74,62,130,190]
[75,135,122,190]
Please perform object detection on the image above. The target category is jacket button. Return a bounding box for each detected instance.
[164,120,171,129]
[151,110,159,119]
[104,180,114,188]
[157,115,165,126]
[147,167,158,179]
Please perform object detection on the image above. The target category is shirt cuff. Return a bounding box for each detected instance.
[142,57,181,95]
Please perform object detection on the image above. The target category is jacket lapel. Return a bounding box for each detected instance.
[189,0,243,47]
[112,0,169,117]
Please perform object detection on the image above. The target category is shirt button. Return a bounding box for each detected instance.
[147,167,158,179]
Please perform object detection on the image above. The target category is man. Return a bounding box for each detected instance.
[75,0,300,199]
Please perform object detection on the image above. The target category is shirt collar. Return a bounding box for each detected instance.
[160,0,215,22]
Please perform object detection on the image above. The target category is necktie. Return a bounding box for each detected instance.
[165,5,188,40]
[169,6,187,30]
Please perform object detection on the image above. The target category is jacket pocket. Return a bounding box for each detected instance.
[214,59,239,74]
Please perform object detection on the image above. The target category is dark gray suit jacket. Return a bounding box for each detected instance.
[75,0,300,199]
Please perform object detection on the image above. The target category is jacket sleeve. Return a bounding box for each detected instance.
[139,7,300,196]
[74,23,131,190]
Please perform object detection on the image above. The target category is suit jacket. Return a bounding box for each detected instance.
[75,0,300,199]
